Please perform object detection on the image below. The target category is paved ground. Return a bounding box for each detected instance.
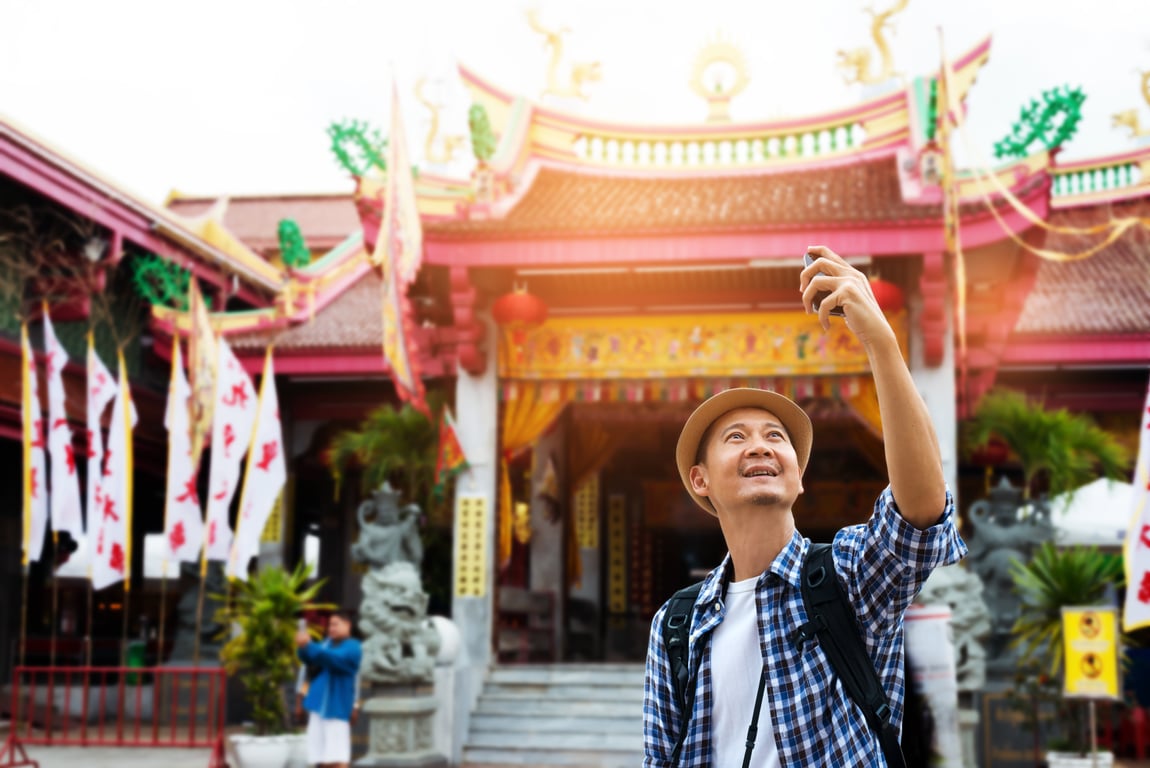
[0,745,215,768]
[8,747,1150,767]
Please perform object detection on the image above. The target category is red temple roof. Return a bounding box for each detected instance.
[1016,199,1150,336]
[425,159,1045,239]
[167,192,359,254]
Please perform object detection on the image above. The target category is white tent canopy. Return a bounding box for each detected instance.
[1049,477,1135,549]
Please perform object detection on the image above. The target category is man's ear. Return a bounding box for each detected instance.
[688,465,709,497]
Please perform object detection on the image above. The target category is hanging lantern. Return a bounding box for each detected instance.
[969,438,1009,467]
[492,284,548,361]
[869,276,905,314]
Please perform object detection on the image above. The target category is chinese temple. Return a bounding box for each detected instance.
[2,16,1150,764]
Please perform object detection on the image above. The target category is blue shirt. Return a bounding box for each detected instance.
[298,637,363,721]
[643,486,966,766]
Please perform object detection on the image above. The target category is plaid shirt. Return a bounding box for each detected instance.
[643,487,965,767]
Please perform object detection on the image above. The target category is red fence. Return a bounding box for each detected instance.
[3,665,226,749]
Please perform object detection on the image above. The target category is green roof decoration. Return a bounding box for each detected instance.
[468,104,497,163]
[925,77,939,142]
[130,253,193,310]
[277,218,312,269]
[994,86,1086,159]
[327,119,388,177]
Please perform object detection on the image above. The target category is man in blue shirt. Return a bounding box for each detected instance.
[643,246,967,766]
[296,610,363,768]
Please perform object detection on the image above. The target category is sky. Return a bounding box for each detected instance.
[2,0,1148,205]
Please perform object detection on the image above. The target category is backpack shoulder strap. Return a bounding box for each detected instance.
[796,543,906,768]
[662,581,702,764]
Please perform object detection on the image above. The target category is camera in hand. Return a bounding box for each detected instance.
[802,252,846,317]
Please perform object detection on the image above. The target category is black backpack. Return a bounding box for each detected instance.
[662,542,906,768]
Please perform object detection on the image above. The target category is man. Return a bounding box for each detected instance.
[296,610,363,768]
[643,246,966,766]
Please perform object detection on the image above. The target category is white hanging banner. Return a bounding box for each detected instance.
[43,308,84,543]
[204,336,257,562]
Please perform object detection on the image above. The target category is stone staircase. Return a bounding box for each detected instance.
[461,663,645,767]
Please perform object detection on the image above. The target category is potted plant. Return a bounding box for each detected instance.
[963,388,1128,502]
[1009,542,1125,767]
[216,561,328,768]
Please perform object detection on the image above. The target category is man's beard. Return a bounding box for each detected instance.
[747,491,782,506]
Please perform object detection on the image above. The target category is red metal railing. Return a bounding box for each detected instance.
[4,665,226,750]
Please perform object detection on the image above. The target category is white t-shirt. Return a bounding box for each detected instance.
[710,575,780,768]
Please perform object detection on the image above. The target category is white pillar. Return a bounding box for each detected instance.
[450,316,499,736]
[908,285,958,498]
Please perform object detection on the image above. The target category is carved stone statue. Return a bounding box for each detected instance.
[358,563,441,685]
[963,476,1054,676]
[168,561,225,662]
[352,483,423,569]
[916,564,991,691]
[353,483,439,685]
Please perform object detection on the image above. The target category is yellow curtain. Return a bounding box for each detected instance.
[845,378,883,438]
[565,422,626,587]
[498,383,572,568]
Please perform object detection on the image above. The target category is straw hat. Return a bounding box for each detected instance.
[675,388,812,513]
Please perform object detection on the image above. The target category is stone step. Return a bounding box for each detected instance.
[463,664,645,768]
[474,698,640,717]
[487,664,644,685]
[463,748,642,768]
[469,713,639,734]
[480,683,645,700]
[465,730,642,751]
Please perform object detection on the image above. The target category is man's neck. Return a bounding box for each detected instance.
[718,506,795,582]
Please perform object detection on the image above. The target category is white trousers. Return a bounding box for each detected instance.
[306,712,350,764]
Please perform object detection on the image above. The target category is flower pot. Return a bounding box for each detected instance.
[1045,750,1114,768]
[229,733,298,768]
[285,732,308,768]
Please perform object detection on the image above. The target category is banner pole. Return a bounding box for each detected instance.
[158,566,168,667]
[50,531,59,668]
[192,551,208,666]
[18,565,29,669]
[85,580,94,668]
[120,582,130,669]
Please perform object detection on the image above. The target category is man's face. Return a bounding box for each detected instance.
[688,407,803,514]
[327,615,351,640]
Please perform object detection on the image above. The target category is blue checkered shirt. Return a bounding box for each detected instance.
[643,486,965,767]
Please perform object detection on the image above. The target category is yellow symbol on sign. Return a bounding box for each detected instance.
[1080,612,1101,638]
[1081,652,1103,679]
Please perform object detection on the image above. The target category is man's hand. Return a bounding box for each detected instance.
[799,245,896,348]
[295,629,311,648]
[801,246,945,527]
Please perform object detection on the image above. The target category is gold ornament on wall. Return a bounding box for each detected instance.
[526,7,602,101]
[836,0,908,86]
[1111,70,1150,139]
[690,34,751,123]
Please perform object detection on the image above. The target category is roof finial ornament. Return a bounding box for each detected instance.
[415,77,465,165]
[836,0,909,87]
[526,7,601,102]
[1111,70,1150,141]
[689,34,750,123]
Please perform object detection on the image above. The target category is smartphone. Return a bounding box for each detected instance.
[802,252,846,317]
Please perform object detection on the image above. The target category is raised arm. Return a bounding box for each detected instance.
[801,245,946,528]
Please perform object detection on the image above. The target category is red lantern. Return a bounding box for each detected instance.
[969,438,1009,467]
[869,277,905,313]
[492,285,548,359]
